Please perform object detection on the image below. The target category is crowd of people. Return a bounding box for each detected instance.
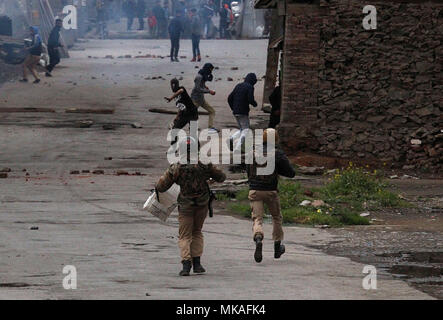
[98,0,236,40]
[160,60,291,275]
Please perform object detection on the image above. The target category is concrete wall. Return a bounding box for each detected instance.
[279,0,442,172]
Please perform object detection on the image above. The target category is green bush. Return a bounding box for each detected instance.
[224,163,409,227]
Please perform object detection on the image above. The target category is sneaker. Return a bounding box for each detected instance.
[19,78,28,83]
[45,72,52,77]
[33,79,41,84]
[197,55,201,62]
[191,57,196,62]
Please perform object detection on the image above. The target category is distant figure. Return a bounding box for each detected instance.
[219,3,228,39]
[45,19,63,77]
[168,11,184,62]
[153,0,166,38]
[123,0,136,31]
[20,26,42,84]
[201,0,214,38]
[148,11,158,38]
[136,0,146,30]
[189,8,202,62]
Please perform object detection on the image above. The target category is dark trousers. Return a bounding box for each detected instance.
[138,17,144,30]
[127,16,134,30]
[46,46,60,73]
[170,35,180,60]
[191,34,201,58]
[219,24,227,39]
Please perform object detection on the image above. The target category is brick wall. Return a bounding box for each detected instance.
[279,0,442,172]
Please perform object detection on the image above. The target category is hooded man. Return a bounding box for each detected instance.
[164,78,199,139]
[20,26,42,84]
[246,129,296,263]
[191,63,217,132]
[45,19,63,77]
[227,73,258,153]
[156,137,226,276]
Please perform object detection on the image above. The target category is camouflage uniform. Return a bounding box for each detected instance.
[156,162,226,262]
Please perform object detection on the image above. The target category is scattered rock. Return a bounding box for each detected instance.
[231,67,239,70]
[102,124,116,130]
[93,170,104,175]
[82,170,90,173]
[360,212,370,217]
[131,122,142,128]
[0,173,8,178]
[312,200,325,207]
[104,157,113,160]
[227,77,233,81]
[70,170,80,175]
[298,166,324,175]
[29,226,39,230]
[0,168,11,172]
[116,170,129,176]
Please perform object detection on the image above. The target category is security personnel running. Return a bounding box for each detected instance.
[156,137,226,276]
[247,129,296,263]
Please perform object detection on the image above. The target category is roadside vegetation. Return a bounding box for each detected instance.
[220,163,410,227]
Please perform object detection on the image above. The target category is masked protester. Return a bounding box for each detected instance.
[20,26,42,84]
[246,129,296,263]
[45,19,63,77]
[156,137,226,276]
[164,78,199,142]
[191,63,217,132]
[227,73,258,153]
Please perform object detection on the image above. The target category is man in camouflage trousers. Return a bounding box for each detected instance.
[247,129,296,263]
[156,137,226,276]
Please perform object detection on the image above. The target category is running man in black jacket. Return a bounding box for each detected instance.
[247,129,296,263]
[227,73,258,153]
[45,19,63,77]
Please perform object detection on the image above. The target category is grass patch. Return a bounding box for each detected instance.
[222,163,410,227]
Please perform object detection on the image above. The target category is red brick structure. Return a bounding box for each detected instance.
[256,0,442,172]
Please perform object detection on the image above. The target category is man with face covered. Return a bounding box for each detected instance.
[164,78,198,140]
[191,63,218,132]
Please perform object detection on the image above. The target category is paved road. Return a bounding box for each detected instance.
[0,39,432,299]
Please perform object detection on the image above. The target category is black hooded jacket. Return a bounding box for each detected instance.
[228,73,258,115]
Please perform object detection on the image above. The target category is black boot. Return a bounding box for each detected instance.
[179,260,192,276]
[274,241,285,259]
[254,235,263,263]
[192,257,206,274]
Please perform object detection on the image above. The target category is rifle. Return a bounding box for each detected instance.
[207,183,217,218]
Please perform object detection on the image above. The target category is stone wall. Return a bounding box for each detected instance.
[279,0,442,172]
